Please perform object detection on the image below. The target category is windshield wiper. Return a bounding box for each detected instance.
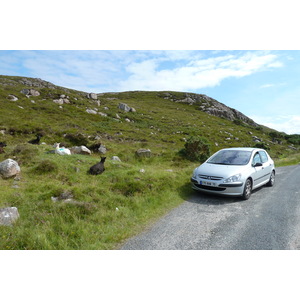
[208,162,231,165]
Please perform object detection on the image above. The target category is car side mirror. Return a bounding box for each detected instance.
[253,162,263,167]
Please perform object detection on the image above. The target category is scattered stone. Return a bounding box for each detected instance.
[20,89,40,96]
[288,145,297,150]
[252,136,262,142]
[7,94,18,101]
[51,191,73,202]
[70,145,92,155]
[29,89,40,96]
[0,159,21,179]
[98,112,107,117]
[20,89,30,95]
[111,156,121,162]
[53,99,64,105]
[0,207,19,226]
[118,103,131,112]
[53,97,70,105]
[87,93,98,100]
[86,109,98,114]
[118,103,136,112]
[98,145,107,154]
[135,148,151,158]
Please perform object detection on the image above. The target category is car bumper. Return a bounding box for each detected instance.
[191,178,244,197]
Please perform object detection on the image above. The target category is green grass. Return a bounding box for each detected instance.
[0,144,191,249]
[274,152,300,167]
[0,75,299,249]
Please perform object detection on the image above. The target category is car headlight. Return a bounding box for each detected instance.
[192,168,198,178]
[223,173,242,183]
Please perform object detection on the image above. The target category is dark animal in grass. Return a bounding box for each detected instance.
[89,157,106,175]
[28,134,43,145]
[0,142,7,154]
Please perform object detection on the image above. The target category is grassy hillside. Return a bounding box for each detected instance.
[0,75,299,249]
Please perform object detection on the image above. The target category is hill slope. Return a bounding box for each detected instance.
[0,74,294,156]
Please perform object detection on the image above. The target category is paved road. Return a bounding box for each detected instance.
[120,165,300,250]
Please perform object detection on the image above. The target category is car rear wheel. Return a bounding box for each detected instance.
[241,178,252,200]
[266,170,275,187]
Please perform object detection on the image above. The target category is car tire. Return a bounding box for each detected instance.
[241,178,252,200]
[266,170,275,187]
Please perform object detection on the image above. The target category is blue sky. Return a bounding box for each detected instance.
[1,50,300,134]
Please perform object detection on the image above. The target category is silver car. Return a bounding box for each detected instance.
[191,147,275,200]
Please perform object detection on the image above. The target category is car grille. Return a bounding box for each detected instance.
[198,175,223,181]
[194,183,226,191]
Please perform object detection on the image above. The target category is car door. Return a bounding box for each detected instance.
[259,150,272,184]
[251,152,268,188]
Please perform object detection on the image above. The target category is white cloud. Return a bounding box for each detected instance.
[0,50,285,93]
[118,52,283,91]
[260,84,275,88]
[251,115,300,134]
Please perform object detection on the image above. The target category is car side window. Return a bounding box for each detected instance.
[252,153,262,165]
[259,151,268,163]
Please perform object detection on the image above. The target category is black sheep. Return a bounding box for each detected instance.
[28,134,43,145]
[0,141,6,154]
[89,157,106,175]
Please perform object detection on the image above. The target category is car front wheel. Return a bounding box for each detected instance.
[241,178,252,200]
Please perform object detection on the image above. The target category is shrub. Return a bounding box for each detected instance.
[233,119,244,126]
[254,142,270,151]
[64,133,89,146]
[179,136,211,162]
[11,144,38,164]
[32,159,58,174]
[286,134,300,145]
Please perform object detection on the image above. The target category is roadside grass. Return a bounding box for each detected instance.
[0,144,193,249]
[274,152,300,167]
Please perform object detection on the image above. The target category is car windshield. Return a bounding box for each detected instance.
[207,150,252,166]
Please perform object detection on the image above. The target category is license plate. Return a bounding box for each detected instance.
[200,181,216,187]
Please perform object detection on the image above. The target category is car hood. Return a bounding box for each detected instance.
[195,163,247,179]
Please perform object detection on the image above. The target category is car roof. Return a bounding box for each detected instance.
[220,147,265,152]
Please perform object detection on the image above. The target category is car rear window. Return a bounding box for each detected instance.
[207,150,252,165]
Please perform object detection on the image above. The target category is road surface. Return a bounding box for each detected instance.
[120,165,300,250]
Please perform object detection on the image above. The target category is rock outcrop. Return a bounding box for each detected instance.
[164,92,258,127]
